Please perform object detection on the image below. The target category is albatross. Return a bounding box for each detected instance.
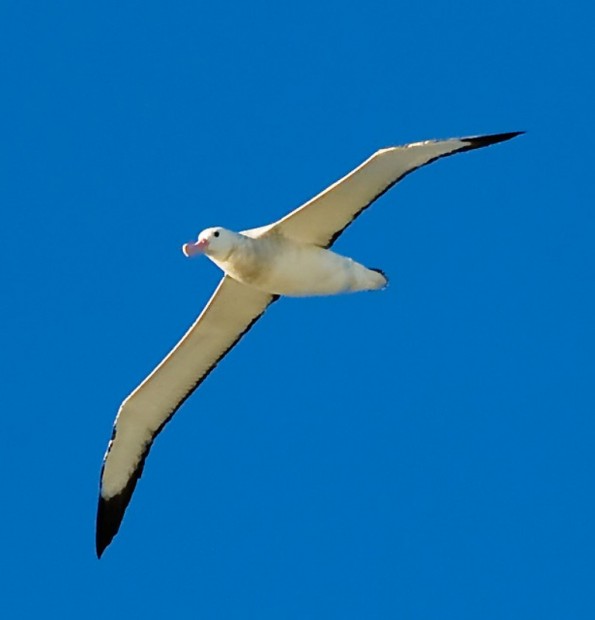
[96,131,522,557]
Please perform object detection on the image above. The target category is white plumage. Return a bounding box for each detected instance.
[96,131,522,557]
[200,228,388,296]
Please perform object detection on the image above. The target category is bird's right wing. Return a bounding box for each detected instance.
[266,132,522,249]
[96,275,278,557]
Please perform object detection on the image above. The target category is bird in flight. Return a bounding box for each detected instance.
[96,131,522,557]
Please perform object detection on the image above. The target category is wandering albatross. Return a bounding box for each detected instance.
[96,131,522,557]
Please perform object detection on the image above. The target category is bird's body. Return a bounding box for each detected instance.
[96,131,523,557]
[208,230,387,296]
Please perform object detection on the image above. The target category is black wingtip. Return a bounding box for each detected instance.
[96,472,143,558]
[96,497,112,558]
[461,131,525,151]
[96,493,125,558]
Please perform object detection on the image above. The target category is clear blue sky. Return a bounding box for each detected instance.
[1,1,593,618]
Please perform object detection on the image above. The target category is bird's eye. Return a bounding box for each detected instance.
[213,231,220,238]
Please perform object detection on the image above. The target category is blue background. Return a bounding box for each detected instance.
[2,1,593,618]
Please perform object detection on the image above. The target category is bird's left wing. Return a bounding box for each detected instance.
[266,132,522,248]
[96,275,278,557]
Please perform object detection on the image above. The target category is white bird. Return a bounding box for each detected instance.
[96,131,522,557]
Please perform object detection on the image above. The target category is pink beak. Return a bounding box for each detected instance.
[182,238,209,257]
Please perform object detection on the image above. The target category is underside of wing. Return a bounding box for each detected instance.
[269,132,522,248]
[96,276,278,557]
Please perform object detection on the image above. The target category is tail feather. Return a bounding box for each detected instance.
[368,267,389,290]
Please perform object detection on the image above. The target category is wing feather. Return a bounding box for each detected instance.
[269,132,522,248]
[96,276,278,557]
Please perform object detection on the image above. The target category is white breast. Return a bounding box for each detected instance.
[217,235,386,297]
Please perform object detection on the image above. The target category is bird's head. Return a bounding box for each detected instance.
[182,227,237,261]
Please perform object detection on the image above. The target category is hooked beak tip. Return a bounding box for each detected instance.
[182,239,208,257]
